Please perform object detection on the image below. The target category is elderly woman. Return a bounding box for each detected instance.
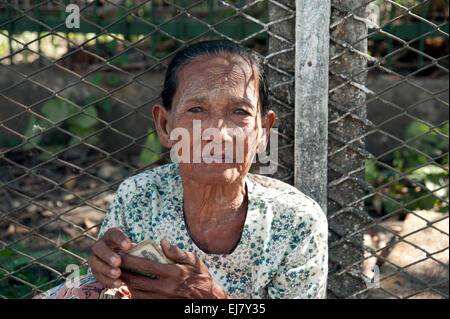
[35,40,328,299]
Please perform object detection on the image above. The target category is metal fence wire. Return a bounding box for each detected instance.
[0,0,448,299]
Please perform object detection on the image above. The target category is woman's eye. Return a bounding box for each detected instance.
[188,106,203,113]
[234,109,250,115]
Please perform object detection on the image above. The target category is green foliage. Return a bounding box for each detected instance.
[404,122,448,165]
[0,243,88,299]
[140,130,163,166]
[0,132,21,147]
[91,69,121,87]
[408,165,449,201]
[19,98,100,160]
[105,75,122,87]
[91,72,104,86]
[84,95,111,113]
[366,121,449,215]
[110,54,129,67]
[0,73,118,158]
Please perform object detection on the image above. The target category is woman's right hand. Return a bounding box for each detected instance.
[88,227,133,288]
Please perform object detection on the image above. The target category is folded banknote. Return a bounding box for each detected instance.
[127,239,173,264]
[121,239,173,278]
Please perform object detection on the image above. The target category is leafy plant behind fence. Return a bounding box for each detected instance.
[366,121,449,216]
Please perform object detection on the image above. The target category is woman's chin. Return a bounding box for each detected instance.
[179,162,249,184]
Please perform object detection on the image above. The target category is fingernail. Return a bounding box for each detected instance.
[113,280,121,288]
[121,240,129,249]
[110,255,120,265]
[110,268,119,277]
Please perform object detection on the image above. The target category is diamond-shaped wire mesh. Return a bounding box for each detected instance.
[328,0,448,299]
[0,0,448,299]
[0,0,294,299]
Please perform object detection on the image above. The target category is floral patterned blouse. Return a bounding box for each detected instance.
[35,163,328,299]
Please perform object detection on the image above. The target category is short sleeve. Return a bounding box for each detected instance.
[97,179,133,239]
[268,203,328,299]
[87,179,134,276]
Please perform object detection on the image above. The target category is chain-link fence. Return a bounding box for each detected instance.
[328,0,448,299]
[0,0,448,299]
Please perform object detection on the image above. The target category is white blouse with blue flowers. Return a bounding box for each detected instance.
[95,163,328,299]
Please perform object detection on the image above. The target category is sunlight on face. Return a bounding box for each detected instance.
[168,55,264,185]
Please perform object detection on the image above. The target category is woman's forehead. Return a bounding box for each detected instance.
[175,55,258,102]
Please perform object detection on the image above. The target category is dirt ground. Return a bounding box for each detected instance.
[363,210,449,299]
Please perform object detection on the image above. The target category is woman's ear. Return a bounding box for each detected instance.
[152,104,172,148]
[257,110,276,153]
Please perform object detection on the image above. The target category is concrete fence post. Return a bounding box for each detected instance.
[294,0,331,213]
[270,0,370,298]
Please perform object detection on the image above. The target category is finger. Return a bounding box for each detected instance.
[89,256,122,288]
[120,285,130,296]
[102,227,132,250]
[94,274,122,288]
[161,238,194,265]
[90,254,122,280]
[129,289,170,299]
[92,239,122,267]
[120,269,169,295]
[119,253,171,278]
[94,271,123,289]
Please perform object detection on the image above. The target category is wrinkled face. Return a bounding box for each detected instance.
[157,55,274,185]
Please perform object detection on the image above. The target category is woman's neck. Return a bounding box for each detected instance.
[181,176,248,254]
[182,177,247,231]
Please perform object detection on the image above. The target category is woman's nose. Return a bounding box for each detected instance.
[202,118,235,143]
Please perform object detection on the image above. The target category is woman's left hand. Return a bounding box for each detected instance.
[118,238,229,299]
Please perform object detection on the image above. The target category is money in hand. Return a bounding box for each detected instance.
[128,239,173,264]
[123,239,173,278]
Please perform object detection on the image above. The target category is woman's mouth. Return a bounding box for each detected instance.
[201,154,234,163]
